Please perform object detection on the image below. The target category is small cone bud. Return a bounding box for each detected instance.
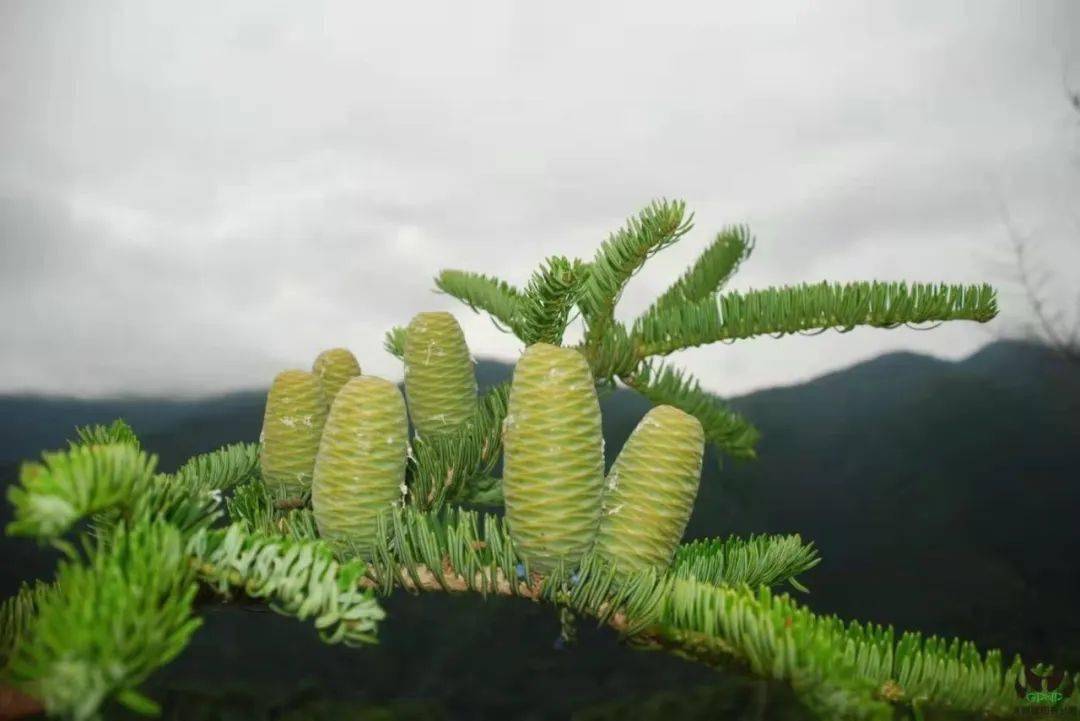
[311,376,408,552]
[594,405,704,575]
[259,370,328,497]
[502,343,604,574]
[403,311,477,437]
[313,347,362,405]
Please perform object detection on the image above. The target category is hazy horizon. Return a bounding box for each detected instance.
[0,336,1044,402]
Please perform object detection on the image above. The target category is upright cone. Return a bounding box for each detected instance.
[259,370,328,497]
[311,376,408,551]
[403,312,477,437]
[594,405,704,575]
[502,343,604,574]
[313,347,362,406]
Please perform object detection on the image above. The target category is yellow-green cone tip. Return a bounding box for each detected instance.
[403,311,477,437]
[594,404,704,575]
[259,370,328,497]
[313,347,362,405]
[311,376,408,553]
[502,343,605,574]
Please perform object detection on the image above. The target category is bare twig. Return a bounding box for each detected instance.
[0,685,43,721]
[999,201,1080,365]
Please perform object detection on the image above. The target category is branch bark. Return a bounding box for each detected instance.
[0,685,43,721]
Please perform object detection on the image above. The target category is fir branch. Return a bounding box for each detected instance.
[2,520,201,720]
[6,430,258,542]
[0,582,53,670]
[578,199,694,344]
[406,382,509,511]
[645,225,755,315]
[364,505,529,598]
[6,444,158,540]
[575,322,640,386]
[227,479,280,534]
[651,580,1027,718]
[136,442,261,535]
[187,524,385,646]
[434,269,524,334]
[518,256,586,345]
[349,506,1037,720]
[383,326,407,359]
[69,419,141,451]
[0,200,1036,721]
[462,475,503,506]
[634,281,999,357]
[671,534,820,591]
[170,442,261,494]
[227,480,319,540]
[622,360,759,460]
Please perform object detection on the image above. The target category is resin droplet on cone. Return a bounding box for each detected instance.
[502,343,604,574]
[594,405,704,575]
[311,376,408,552]
[403,311,477,437]
[259,370,328,497]
[313,347,362,405]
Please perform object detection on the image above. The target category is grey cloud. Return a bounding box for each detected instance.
[1,0,1078,398]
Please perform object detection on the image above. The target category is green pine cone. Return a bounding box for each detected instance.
[259,370,328,497]
[594,405,704,575]
[403,311,477,437]
[313,347,362,406]
[311,376,408,551]
[502,343,605,574]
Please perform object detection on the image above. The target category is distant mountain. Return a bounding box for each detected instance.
[711,341,1080,668]
[1,341,1077,720]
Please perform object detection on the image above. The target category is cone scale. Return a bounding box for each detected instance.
[403,312,477,438]
[313,347,362,406]
[594,405,704,574]
[311,376,408,551]
[259,370,328,497]
[501,343,605,574]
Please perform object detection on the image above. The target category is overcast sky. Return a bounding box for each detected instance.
[2,1,1079,399]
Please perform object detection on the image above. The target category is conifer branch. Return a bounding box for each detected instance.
[574,322,640,385]
[0,583,52,671]
[342,506,1042,720]
[6,436,261,544]
[517,256,587,345]
[2,521,201,721]
[634,281,999,357]
[578,199,694,345]
[645,225,754,315]
[671,534,820,591]
[170,442,261,494]
[6,443,159,540]
[227,480,318,539]
[69,419,141,451]
[621,361,759,460]
[137,442,261,535]
[650,579,1032,719]
[434,269,524,334]
[2,198,1035,721]
[406,382,509,511]
[383,326,407,359]
[5,452,1066,721]
[187,524,385,646]
[462,475,503,506]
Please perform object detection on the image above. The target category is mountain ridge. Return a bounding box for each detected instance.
[0,339,1058,466]
[1,339,1077,719]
